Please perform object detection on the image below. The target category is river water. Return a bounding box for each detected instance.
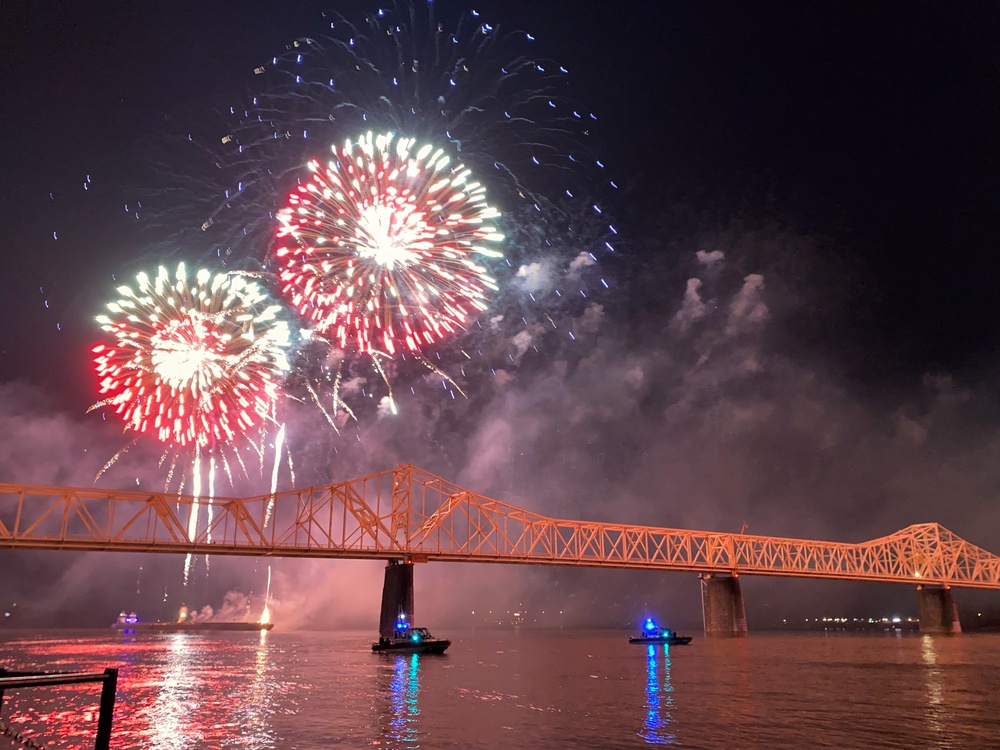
[0,629,998,749]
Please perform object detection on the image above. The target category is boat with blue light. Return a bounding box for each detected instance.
[629,618,693,645]
[372,619,451,655]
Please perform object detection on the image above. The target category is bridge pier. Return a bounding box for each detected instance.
[700,573,748,636]
[917,584,962,635]
[378,561,415,638]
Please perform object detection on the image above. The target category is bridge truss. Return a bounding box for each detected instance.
[1,464,998,589]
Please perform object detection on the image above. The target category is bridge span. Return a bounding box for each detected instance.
[2,464,998,635]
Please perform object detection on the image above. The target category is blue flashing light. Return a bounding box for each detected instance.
[644,618,657,632]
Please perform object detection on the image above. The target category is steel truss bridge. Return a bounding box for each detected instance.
[1,464,999,590]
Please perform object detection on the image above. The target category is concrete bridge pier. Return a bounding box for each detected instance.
[700,573,748,636]
[917,584,962,634]
[378,560,415,638]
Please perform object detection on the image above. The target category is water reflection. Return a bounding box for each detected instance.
[237,630,276,747]
[141,633,277,749]
[920,635,947,741]
[639,644,676,745]
[148,634,196,749]
[383,653,421,746]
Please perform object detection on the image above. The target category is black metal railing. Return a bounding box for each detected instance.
[0,668,118,750]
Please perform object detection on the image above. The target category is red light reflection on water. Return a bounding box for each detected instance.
[0,631,276,749]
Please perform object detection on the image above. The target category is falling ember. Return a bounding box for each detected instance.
[275,131,503,358]
[91,262,291,450]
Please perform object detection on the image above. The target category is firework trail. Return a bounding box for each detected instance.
[91,262,292,581]
[184,451,203,584]
[205,455,216,576]
[258,424,288,625]
[264,423,286,528]
[260,565,273,625]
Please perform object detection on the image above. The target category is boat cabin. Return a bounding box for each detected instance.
[641,618,675,638]
[392,624,434,642]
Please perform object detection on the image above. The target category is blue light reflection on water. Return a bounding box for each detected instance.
[640,644,676,745]
[386,653,421,745]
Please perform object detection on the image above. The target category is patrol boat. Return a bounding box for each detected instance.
[628,617,693,645]
[372,617,450,654]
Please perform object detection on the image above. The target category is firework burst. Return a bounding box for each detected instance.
[154,1,612,264]
[136,3,615,422]
[92,262,291,454]
[275,131,503,358]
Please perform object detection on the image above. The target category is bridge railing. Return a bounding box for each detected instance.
[0,667,118,750]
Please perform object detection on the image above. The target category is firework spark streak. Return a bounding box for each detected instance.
[205,455,215,575]
[280,3,585,174]
[160,2,613,268]
[275,131,503,358]
[183,451,203,585]
[92,262,291,454]
[261,565,273,625]
[264,423,285,528]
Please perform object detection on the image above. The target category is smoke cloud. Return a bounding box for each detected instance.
[3,217,1000,632]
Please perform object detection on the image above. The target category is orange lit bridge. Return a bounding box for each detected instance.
[2,464,998,635]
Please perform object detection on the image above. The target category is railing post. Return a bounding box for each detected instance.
[0,667,6,719]
[94,667,118,750]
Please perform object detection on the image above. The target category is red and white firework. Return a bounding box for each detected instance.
[92,262,291,450]
[274,131,503,357]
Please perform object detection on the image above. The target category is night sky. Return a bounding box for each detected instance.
[2,0,1000,629]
